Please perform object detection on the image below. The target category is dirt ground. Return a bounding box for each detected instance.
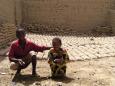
[0,56,115,86]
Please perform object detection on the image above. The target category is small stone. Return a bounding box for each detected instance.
[0,72,6,75]
[77,77,80,80]
[90,38,94,41]
[33,82,41,86]
[56,82,62,86]
[73,71,77,73]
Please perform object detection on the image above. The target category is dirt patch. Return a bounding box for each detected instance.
[0,56,115,86]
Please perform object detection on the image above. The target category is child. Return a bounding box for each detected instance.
[48,37,69,78]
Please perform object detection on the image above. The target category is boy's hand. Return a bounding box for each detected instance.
[17,59,25,66]
[54,59,63,63]
[46,47,52,50]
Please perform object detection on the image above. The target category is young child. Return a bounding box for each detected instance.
[48,37,69,78]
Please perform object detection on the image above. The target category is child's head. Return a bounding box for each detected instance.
[16,28,26,41]
[52,37,62,50]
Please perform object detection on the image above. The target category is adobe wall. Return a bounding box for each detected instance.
[0,0,16,48]
[109,0,115,33]
[22,0,113,32]
[0,0,114,49]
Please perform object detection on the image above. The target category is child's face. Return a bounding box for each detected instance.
[52,40,61,50]
[17,33,25,41]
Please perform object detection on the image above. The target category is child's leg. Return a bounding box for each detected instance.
[61,65,66,75]
[50,64,58,77]
[56,64,66,77]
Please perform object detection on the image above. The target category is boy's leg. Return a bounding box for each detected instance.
[60,65,66,76]
[50,64,55,77]
[27,51,38,76]
[50,64,59,77]
[10,51,37,76]
[15,66,21,75]
[31,55,37,76]
[10,62,21,75]
[15,51,36,75]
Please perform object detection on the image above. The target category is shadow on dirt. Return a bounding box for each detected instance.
[51,76,74,83]
[12,74,48,86]
[12,74,74,86]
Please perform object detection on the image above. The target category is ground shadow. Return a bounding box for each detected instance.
[12,74,74,86]
[51,76,74,84]
[12,74,48,86]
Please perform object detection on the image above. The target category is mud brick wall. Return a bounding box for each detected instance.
[109,1,115,34]
[0,24,16,48]
[22,0,113,32]
[15,0,23,26]
[0,0,15,24]
[0,0,16,48]
[109,10,115,33]
[21,23,74,34]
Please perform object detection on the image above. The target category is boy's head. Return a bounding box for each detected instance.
[52,37,62,50]
[16,28,26,41]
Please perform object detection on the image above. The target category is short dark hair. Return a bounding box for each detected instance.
[16,28,26,38]
[52,37,62,45]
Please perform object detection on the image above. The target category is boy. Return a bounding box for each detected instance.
[9,28,51,76]
[48,37,69,78]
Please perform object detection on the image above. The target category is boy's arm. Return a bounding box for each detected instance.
[8,43,25,65]
[63,50,69,62]
[31,42,52,52]
[48,51,54,64]
[9,57,18,63]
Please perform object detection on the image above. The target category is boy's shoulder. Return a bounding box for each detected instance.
[11,40,18,44]
[61,48,67,53]
[11,40,18,46]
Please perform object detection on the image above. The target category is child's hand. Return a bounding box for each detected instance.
[54,59,62,63]
[48,59,52,64]
[17,59,25,66]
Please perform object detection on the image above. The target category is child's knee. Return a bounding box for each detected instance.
[32,55,37,61]
[29,51,36,56]
[25,51,37,62]
[10,62,19,70]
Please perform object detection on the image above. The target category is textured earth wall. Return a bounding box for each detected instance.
[22,0,113,32]
[0,0,16,48]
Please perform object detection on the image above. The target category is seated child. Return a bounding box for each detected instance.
[48,37,69,77]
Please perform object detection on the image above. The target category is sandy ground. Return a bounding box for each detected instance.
[0,56,115,86]
[0,33,115,86]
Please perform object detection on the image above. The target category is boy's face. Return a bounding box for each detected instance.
[52,40,61,50]
[16,32,25,41]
